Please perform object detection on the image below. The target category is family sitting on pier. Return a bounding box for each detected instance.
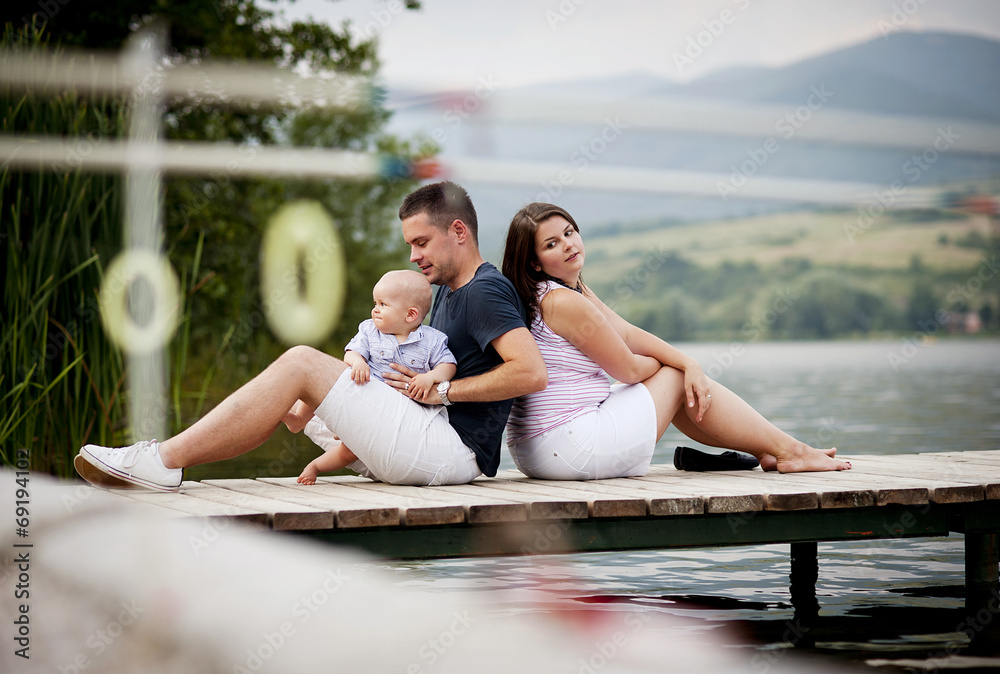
[75,181,851,493]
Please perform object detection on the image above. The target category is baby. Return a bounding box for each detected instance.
[284,269,456,484]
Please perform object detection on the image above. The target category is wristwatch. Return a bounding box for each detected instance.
[437,381,453,406]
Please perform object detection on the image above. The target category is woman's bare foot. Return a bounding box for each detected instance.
[774,445,850,473]
[760,446,837,472]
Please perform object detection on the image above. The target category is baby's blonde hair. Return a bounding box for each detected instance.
[375,270,433,322]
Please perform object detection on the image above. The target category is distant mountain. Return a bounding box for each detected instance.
[666,31,1000,121]
[385,31,1000,258]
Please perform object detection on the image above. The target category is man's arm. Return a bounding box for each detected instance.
[407,362,457,402]
[448,327,547,403]
[387,327,546,404]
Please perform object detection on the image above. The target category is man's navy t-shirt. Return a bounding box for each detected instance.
[429,262,528,476]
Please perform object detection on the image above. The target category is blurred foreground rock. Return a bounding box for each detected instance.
[0,471,860,673]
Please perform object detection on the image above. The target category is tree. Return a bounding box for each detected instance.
[1,2,429,473]
[906,280,940,331]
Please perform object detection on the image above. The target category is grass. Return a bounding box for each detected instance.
[0,26,224,475]
[583,209,993,285]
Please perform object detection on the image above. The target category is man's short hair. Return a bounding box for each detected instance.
[399,181,479,244]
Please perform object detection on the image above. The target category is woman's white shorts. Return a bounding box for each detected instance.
[507,382,657,480]
[308,370,480,485]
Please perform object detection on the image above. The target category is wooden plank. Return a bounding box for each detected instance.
[648,464,929,507]
[915,450,1000,463]
[203,478,398,529]
[294,477,466,526]
[119,488,268,523]
[427,482,589,520]
[183,481,333,531]
[677,469,877,509]
[863,453,1000,487]
[841,456,985,503]
[907,453,1000,499]
[341,481,528,524]
[914,455,1000,468]
[74,485,188,518]
[630,472,765,513]
[858,454,1000,480]
[491,470,703,516]
[475,476,647,518]
[582,477,705,516]
[640,468,819,511]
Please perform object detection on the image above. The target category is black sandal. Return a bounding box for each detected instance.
[673,446,760,471]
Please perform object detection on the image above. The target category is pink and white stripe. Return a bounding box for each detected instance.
[506,281,611,444]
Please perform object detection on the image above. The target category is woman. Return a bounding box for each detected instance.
[500,203,851,479]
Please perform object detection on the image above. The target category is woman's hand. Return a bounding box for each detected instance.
[684,363,712,422]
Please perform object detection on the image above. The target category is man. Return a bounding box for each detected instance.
[75,182,547,490]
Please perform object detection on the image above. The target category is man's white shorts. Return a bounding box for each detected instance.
[507,382,657,480]
[310,370,481,485]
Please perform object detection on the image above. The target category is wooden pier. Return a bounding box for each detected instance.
[72,449,999,629]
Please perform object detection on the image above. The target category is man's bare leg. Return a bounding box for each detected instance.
[159,346,346,469]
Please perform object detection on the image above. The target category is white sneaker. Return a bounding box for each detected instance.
[76,440,182,492]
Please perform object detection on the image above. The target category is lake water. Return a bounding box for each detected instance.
[189,339,999,669]
[378,339,1000,671]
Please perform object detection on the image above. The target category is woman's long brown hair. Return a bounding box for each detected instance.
[501,202,583,326]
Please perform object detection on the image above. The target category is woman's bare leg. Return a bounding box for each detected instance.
[643,368,849,473]
[158,346,347,469]
[670,411,836,472]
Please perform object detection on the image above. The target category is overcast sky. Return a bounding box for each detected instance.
[275,0,1000,90]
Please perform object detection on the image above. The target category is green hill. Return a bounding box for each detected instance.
[582,209,998,341]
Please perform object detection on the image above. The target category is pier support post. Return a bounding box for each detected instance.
[965,533,999,653]
[789,541,818,648]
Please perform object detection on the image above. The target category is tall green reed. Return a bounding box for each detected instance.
[1,24,223,476]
